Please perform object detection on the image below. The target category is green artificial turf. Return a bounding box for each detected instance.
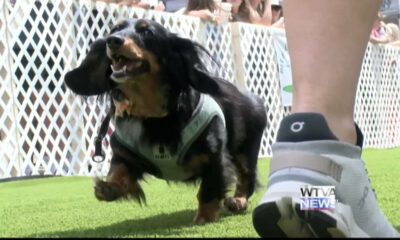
[0,148,399,237]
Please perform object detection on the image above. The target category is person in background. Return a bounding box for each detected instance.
[370,22,400,44]
[162,0,189,12]
[270,0,284,28]
[181,0,221,24]
[225,0,272,26]
[98,0,165,11]
[370,12,386,42]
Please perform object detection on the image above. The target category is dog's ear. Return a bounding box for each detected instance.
[64,38,114,96]
[188,63,220,95]
[172,37,220,95]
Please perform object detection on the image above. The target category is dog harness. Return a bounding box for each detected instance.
[113,94,226,181]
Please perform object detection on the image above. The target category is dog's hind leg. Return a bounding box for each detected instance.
[94,159,146,204]
[224,135,263,213]
[224,154,252,213]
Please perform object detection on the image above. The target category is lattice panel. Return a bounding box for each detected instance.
[143,8,200,40]
[233,23,285,157]
[199,22,237,83]
[380,47,400,147]
[355,44,400,148]
[0,0,21,178]
[0,0,399,179]
[7,0,74,176]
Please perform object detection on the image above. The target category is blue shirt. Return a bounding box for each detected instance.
[162,0,188,12]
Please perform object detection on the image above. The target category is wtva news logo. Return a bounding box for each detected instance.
[300,185,336,211]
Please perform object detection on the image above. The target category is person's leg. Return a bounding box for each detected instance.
[285,0,379,145]
[252,0,399,237]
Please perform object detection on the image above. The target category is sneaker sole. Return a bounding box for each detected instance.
[252,196,368,238]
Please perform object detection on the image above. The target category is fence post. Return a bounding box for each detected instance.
[230,22,247,90]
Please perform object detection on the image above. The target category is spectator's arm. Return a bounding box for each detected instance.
[118,0,133,6]
[388,40,400,47]
[154,1,165,11]
[136,1,151,9]
[185,9,220,24]
[260,0,272,26]
[271,16,284,28]
[244,0,271,26]
[96,0,117,3]
[369,35,390,44]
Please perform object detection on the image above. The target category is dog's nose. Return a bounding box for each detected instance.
[107,35,124,50]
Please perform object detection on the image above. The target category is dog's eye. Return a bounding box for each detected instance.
[135,21,153,37]
[137,26,153,37]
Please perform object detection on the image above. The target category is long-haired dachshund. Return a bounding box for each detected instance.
[64,19,267,224]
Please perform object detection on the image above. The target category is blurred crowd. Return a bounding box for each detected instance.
[90,1,400,43]
[97,0,285,28]
[370,12,400,47]
[96,0,400,48]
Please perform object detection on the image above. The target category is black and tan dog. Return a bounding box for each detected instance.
[64,19,267,224]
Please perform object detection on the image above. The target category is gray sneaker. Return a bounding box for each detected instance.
[252,113,399,238]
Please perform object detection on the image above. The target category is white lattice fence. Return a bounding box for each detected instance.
[0,0,20,178]
[197,22,237,83]
[0,0,399,179]
[231,23,285,157]
[355,44,400,148]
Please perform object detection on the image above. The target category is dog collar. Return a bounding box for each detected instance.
[114,94,226,181]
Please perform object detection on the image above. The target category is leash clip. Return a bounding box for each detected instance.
[92,136,106,163]
[92,111,112,163]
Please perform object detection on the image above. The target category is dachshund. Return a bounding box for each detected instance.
[64,19,267,224]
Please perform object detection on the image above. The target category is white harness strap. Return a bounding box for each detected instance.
[114,94,226,181]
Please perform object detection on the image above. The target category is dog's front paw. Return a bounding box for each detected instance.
[94,178,124,201]
[193,199,221,224]
[224,197,248,213]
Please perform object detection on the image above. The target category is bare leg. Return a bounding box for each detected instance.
[284,0,381,144]
[253,1,398,238]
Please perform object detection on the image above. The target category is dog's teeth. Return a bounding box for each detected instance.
[123,65,127,74]
[111,65,116,72]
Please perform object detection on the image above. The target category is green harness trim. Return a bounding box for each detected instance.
[114,94,226,181]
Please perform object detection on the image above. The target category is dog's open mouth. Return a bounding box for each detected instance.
[109,54,150,83]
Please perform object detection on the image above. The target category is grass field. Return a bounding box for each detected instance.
[1,148,399,237]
